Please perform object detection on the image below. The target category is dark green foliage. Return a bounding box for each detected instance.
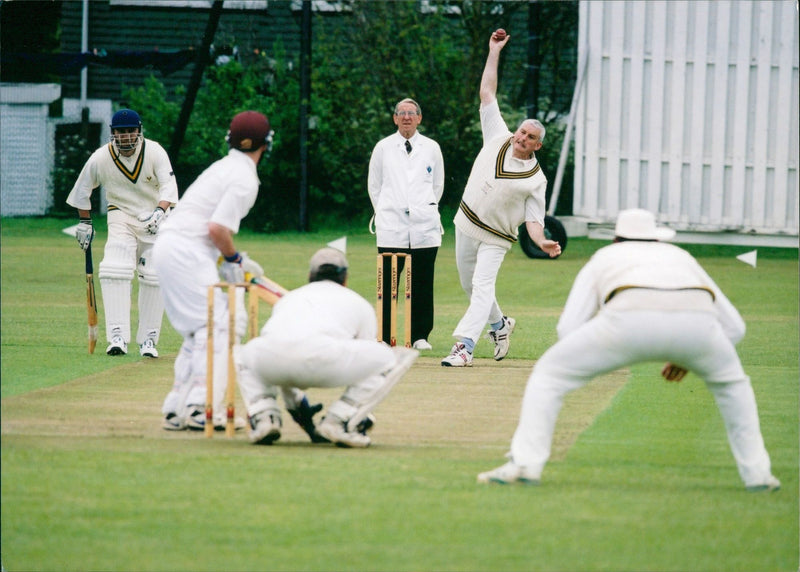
[49,124,102,217]
[110,0,578,232]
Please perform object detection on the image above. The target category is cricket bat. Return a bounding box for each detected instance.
[85,244,99,354]
[246,273,288,305]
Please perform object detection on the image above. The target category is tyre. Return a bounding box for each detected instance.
[519,215,568,259]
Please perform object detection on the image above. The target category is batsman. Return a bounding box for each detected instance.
[152,111,321,435]
[67,109,178,357]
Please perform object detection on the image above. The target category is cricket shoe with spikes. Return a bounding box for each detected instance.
[486,316,515,361]
[746,475,781,492]
[477,460,540,485]
[248,410,282,445]
[139,337,158,358]
[184,405,206,431]
[318,414,371,448]
[106,334,128,356]
[213,415,247,432]
[441,342,472,367]
[162,412,186,431]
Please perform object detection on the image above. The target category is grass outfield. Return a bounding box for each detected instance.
[1,217,798,572]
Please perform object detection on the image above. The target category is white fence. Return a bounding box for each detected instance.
[573,0,799,244]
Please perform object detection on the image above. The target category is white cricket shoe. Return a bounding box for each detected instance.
[213,415,247,432]
[412,339,433,350]
[106,335,128,356]
[248,410,282,445]
[318,414,371,448]
[487,316,515,361]
[162,412,185,431]
[184,406,206,431]
[441,342,473,367]
[139,337,158,358]
[746,475,781,492]
[477,461,540,485]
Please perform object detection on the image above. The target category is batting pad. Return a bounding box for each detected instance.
[346,347,418,432]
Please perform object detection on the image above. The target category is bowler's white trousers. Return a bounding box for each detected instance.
[452,228,509,342]
[510,307,775,487]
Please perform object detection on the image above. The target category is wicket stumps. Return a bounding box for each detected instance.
[205,282,260,438]
[376,253,412,347]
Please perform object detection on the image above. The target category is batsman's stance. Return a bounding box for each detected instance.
[478,209,780,492]
[152,111,324,437]
[236,248,418,447]
[67,109,178,357]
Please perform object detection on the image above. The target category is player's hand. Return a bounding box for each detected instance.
[662,362,688,382]
[219,260,245,284]
[75,219,94,251]
[288,397,329,443]
[540,239,562,258]
[240,252,264,278]
[138,207,165,235]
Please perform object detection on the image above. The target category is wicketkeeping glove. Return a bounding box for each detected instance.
[288,397,329,443]
[75,218,94,251]
[138,207,166,235]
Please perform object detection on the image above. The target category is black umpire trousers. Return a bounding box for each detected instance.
[377,246,438,345]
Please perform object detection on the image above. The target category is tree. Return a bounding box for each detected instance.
[121,0,579,232]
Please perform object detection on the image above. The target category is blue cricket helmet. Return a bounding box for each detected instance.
[110,109,142,130]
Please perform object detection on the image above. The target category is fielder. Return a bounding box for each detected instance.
[152,110,284,432]
[478,209,781,492]
[236,247,419,447]
[442,29,561,367]
[67,108,178,357]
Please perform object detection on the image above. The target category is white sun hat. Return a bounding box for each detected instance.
[614,209,676,241]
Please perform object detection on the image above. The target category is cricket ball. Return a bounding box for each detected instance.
[494,28,507,41]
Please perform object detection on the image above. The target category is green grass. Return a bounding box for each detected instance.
[2,217,798,571]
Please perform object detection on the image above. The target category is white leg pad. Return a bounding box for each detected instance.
[345,347,418,432]
[136,274,164,345]
[99,277,132,342]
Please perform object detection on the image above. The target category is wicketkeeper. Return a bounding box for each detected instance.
[67,108,178,357]
[236,247,419,447]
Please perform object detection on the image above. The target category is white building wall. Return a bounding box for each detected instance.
[0,83,61,216]
[574,0,799,242]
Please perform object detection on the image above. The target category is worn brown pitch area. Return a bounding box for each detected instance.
[1,356,627,459]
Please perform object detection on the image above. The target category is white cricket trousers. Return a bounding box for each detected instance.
[510,308,775,488]
[452,228,509,342]
[152,232,246,416]
[237,334,396,419]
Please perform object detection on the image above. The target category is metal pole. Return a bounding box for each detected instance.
[80,0,88,110]
[169,0,224,165]
[298,0,312,231]
[80,0,90,137]
[549,49,589,217]
[526,0,541,119]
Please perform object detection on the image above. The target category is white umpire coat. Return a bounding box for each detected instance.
[368,131,445,248]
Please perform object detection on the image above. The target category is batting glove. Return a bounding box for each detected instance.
[219,252,245,284]
[288,397,329,443]
[138,207,166,235]
[75,218,94,251]
[240,252,264,278]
